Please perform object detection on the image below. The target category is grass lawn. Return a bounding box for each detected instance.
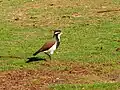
[50,83,120,90]
[0,0,120,89]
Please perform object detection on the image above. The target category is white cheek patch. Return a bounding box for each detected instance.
[58,34,61,41]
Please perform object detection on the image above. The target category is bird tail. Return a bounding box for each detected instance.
[33,50,41,56]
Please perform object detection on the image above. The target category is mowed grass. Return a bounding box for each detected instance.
[50,83,120,90]
[0,0,120,89]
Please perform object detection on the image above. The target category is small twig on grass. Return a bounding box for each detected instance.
[0,55,22,59]
[97,9,120,13]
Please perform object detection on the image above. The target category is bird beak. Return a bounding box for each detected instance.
[60,32,63,35]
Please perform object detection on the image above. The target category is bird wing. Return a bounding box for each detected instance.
[39,41,56,52]
[33,41,56,56]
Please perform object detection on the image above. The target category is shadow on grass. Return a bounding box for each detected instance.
[26,57,46,63]
[0,55,46,63]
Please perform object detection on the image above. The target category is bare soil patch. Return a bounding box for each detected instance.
[0,61,119,90]
[7,0,120,28]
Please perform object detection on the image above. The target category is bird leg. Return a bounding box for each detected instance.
[44,52,51,60]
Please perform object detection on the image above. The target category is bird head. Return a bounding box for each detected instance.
[53,30,62,38]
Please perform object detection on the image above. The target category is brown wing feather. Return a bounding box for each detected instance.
[39,41,55,52]
[33,41,55,56]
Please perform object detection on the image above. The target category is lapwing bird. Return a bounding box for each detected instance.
[33,30,62,60]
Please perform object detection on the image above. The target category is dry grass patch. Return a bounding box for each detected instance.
[0,61,119,89]
[6,0,120,28]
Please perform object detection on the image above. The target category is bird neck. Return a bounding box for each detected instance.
[54,34,60,49]
[54,34,60,42]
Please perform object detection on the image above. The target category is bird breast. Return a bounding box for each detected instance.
[48,42,57,54]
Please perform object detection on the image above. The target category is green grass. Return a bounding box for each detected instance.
[50,83,120,90]
[0,0,120,89]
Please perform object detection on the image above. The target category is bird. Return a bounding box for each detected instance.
[33,30,62,60]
